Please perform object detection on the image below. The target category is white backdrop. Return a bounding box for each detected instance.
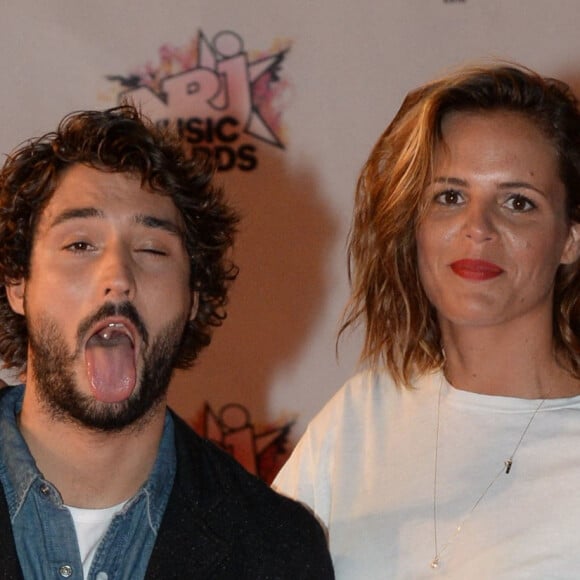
[1,1,580,473]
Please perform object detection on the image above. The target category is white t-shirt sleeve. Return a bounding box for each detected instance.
[273,383,348,529]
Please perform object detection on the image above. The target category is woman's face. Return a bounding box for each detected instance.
[416,109,580,333]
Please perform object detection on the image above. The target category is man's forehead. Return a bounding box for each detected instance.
[39,165,183,229]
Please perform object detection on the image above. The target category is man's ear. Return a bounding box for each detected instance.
[5,279,26,315]
[561,223,580,265]
[189,291,199,322]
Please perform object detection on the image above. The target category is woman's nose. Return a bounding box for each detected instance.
[463,203,495,242]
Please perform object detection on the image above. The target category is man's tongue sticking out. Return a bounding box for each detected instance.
[85,324,136,403]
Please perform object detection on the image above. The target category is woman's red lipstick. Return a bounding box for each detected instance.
[450,259,503,280]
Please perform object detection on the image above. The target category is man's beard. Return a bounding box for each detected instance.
[27,302,187,433]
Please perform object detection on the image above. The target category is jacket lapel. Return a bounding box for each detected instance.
[145,413,235,578]
[0,389,24,579]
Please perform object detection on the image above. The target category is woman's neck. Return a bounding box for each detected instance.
[440,322,580,399]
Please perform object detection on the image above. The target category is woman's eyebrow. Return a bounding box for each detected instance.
[498,181,546,196]
[431,176,469,187]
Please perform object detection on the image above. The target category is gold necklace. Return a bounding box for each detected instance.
[431,380,547,569]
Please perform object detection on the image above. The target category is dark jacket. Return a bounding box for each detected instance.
[0,395,334,579]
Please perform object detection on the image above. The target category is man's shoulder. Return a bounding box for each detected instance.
[169,410,317,519]
[149,412,333,578]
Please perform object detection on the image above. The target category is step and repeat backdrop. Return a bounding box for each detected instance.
[2,0,579,480]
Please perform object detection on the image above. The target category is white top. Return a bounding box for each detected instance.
[273,370,580,579]
[67,501,126,578]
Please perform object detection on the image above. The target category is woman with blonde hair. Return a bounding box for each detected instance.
[274,62,580,578]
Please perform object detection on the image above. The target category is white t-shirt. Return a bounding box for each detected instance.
[273,370,580,579]
[67,501,126,578]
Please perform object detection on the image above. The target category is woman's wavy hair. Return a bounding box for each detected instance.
[0,104,239,370]
[341,62,580,387]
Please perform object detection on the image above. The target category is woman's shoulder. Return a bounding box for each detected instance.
[307,369,438,433]
[335,368,437,403]
[342,368,397,391]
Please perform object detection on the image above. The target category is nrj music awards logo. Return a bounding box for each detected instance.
[106,30,291,172]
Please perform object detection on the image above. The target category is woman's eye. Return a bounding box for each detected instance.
[504,194,536,212]
[434,189,464,205]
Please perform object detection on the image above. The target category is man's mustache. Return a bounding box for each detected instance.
[76,302,149,351]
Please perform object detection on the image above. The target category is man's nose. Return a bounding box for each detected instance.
[99,246,136,300]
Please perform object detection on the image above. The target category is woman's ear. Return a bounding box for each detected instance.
[5,279,26,315]
[561,223,580,265]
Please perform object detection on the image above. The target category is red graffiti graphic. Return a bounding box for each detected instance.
[192,402,294,484]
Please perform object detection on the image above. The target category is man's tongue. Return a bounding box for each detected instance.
[85,327,136,403]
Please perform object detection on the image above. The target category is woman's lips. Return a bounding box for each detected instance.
[450,259,503,280]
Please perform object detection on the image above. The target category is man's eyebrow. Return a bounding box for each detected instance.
[49,208,183,237]
[50,207,103,228]
[134,214,183,237]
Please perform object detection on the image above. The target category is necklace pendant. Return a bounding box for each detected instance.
[430,557,440,569]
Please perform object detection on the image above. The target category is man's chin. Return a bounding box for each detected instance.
[67,398,162,433]
[84,385,166,431]
[29,310,183,433]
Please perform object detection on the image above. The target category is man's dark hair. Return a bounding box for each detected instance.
[0,104,239,370]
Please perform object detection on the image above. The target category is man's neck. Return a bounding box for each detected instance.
[18,387,166,508]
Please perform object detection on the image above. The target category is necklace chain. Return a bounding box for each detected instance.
[431,380,547,569]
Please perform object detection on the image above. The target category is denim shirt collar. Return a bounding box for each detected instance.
[132,407,176,534]
[0,385,39,520]
[0,384,176,533]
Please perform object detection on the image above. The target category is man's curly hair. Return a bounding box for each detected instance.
[0,104,239,370]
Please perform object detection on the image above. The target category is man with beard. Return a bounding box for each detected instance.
[0,106,333,579]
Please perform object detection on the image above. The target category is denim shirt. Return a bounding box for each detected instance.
[0,385,177,580]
